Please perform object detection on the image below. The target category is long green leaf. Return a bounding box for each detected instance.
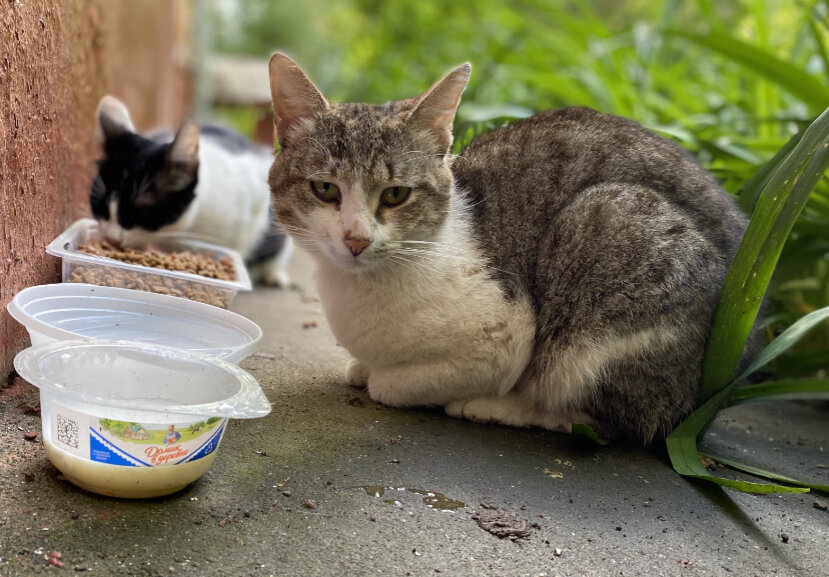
[729,378,829,405]
[667,30,829,110]
[807,9,829,76]
[738,125,807,214]
[665,307,829,493]
[666,385,808,494]
[699,108,829,403]
[670,306,829,493]
[734,306,829,382]
[699,453,829,493]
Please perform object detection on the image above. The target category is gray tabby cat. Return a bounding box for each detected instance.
[267,53,749,445]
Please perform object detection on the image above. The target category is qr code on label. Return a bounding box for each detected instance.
[56,414,79,449]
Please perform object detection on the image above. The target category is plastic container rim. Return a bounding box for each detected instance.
[6,283,262,362]
[14,340,272,420]
[46,218,252,292]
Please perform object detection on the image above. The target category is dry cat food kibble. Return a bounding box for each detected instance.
[79,240,237,279]
[67,240,237,308]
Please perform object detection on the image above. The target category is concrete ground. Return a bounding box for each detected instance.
[1,249,827,577]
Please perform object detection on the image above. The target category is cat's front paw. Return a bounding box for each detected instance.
[261,270,292,288]
[445,397,514,425]
[345,359,370,388]
[445,394,574,433]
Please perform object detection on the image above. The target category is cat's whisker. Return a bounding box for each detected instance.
[394,247,470,261]
[456,193,490,210]
[397,240,463,249]
[389,250,467,273]
[395,151,450,168]
[305,171,334,182]
[385,253,443,277]
[398,129,433,154]
[298,136,332,160]
[394,246,518,276]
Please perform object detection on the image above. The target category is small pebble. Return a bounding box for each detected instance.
[813,500,827,511]
[23,431,38,441]
[780,533,789,543]
[47,551,63,568]
[302,500,316,510]
[282,490,292,497]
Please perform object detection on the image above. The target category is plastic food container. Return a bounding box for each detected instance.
[46,219,251,309]
[14,340,271,498]
[7,283,262,364]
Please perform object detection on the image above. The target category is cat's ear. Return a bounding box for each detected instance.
[96,96,137,143]
[149,120,200,196]
[408,63,471,153]
[167,120,200,168]
[268,53,329,147]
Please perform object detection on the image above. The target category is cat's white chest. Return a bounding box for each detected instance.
[314,251,536,399]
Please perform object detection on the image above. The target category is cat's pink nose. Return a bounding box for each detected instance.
[344,237,371,256]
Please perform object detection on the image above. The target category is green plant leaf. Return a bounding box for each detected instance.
[571,423,609,445]
[669,306,829,493]
[699,108,829,404]
[700,453,829,493]
[737,125,807,214]
[729,378,829,405]
[735,306,829,382]
[666,385,809,494]
[667,29,829,110]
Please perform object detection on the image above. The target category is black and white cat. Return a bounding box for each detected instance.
[91,96,292,286]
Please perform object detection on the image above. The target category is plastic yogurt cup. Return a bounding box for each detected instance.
[14,340,271,498]
[7,283,262,364]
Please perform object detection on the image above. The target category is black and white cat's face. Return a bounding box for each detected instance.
[91,96,200,244]
[267,55,470,273]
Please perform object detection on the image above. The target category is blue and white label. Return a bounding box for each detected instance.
[50,402,227,467]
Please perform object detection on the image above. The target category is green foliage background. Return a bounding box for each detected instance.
[211,0,829,378]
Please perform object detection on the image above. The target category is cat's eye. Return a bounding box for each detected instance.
[310,181,340,203]
[380,186,412,207]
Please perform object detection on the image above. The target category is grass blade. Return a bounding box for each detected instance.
[699,108,829,403]
[735,306,829,382]
[737,125,807,214]
[699,453,829,493]
[666,29,829,110]
[670,305,829,493]
[666,385,809,494]
[571,423,609,445]
[729,378,829,405]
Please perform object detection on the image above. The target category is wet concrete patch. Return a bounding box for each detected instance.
[360,485,465,511]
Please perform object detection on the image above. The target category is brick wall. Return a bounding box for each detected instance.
[0,0,193,380]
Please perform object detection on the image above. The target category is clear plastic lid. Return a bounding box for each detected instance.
[7,283,262,363]
[14,341,272,419]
